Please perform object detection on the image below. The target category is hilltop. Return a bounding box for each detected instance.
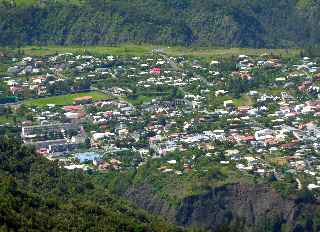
[0,0,320,48]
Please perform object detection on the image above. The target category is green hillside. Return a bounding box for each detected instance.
[0,136,182,231]
[0,0,320,48]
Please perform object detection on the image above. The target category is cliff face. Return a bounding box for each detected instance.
[124,183,319,231]
[125,184,177,223]
[175,183,297,231]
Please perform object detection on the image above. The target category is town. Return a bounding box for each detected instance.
[1,48,320,193]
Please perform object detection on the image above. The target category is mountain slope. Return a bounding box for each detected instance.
[0,136,182,232]
[102,161,320,232]
[0,0,320,48]
[123,182,320,232]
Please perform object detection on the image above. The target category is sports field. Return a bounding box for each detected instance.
[23,91,109,106]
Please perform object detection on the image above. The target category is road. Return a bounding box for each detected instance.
[296,178,302,190]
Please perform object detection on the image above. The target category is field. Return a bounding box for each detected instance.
[16,44,156,57]
[0,115,12,124]
[232,95,254,107]
[210,95,254,108]
[165,46,301,60]
[12,44,302,59]
[255,87,286,96]
[23,91,109,106]
[12,0,82,6]
[126,95,154,105]
[0,63,9,76]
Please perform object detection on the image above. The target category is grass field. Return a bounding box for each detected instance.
[12,0,82,6]
[232,95,254,106]
[255,87,290,96]
[212,95,254,107]
[0,63,9,76]
[23,91,109,106]
[126,95,154,105]
[0,115,12,124]
[13,44,301,59]
[164,46,301,60]
[17,44,156,57]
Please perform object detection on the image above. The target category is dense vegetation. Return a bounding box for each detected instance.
[1,0,320,48]
[0,136,182,231]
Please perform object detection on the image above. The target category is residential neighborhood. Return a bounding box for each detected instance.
[2,50,320,193]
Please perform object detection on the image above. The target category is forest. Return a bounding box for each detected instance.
[0,0,320,48]
[0,136,181,231]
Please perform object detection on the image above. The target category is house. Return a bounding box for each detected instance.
[92,132,114,141]
[215,90,228,96]
[238,106,251,114]
[63,105,83,111]
[98,162,111,171]
[36,148,49,156]
[64,112,86,119]
[74,96,93,104]
[307,184,320,190]
[150,67,161,74]
[224,100,234,108]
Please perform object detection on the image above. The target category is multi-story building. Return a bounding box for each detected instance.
[22,123,79,140]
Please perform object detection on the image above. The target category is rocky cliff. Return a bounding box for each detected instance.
[124,183,320,231]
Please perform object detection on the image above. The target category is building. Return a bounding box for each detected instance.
[49,142,81,154]
[74,96,93,104]
[26,139,68,149]
[22,123,80,141]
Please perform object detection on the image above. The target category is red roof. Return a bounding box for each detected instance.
[238,106,251,112]
[63,105,83,111]
[281,143,297,149]
[22,120,33,126]
[36,148,49,156]
[103,111,113,117]
[150,67,161,74]
[240,135,255,142]
[74,96,93,101]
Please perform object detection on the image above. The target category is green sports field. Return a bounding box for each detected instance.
[23,91,109,106]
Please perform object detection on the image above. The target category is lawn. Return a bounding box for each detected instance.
[255,87,286,96]
[0,63,9,76]
[17,44,156,57]
[211,95,254,108]
[126,95,154,105]
[13,44,301,59]
[233,95,254,106]
[23,91,109,106]
[163,46,301,60]
[0,115,12,124]
[12,0,82,6]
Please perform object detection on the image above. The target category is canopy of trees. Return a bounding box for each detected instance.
[0,136,181,231]
[0,0,320,48]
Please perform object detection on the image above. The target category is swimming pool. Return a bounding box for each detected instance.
[75,152,101,163]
